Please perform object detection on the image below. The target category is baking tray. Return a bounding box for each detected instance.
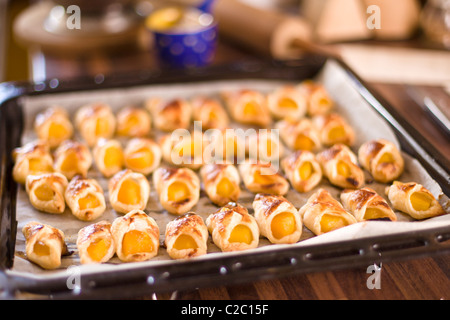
[0,55,449,300]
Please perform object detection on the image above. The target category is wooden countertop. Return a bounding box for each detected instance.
[21,36,450,301]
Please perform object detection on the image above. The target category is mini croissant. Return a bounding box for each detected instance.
[200,163,241,206]
[297,80,334,116]
[358,139,404,183]
[159,131,205,170]
[13,140,54,185]
[299,188,357,236]
[77,220,115,264]
[191,96,229,130]
[222,89,271,127]
[22,221,68,269]
[124,137,162,175]
[266,85,307,120]
[165,213,209,260]
[313,113,355,147]
[65,176,106,221]
[275,118,321,152]
[53,140,92,180]
[239,161,290,196]
[385,181,446,220]
[26,173,68,214]
[206,202,259,252]
[281,150,322,193]
[340,187,397,222]
[253,194,302,244]
[146,98,192,132]
[116,106,151,137]
[93,139,124,178]
[34,107,73,148]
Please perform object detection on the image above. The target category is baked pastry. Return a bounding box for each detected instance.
[358,139,404,183]
[116,106,151,137]
[165,213,208,260]
[53,140,92,180]
[22,221,68,269]
[124,137,162,175]
[299,188,357,235]
[191,96,229,130]
[12,140,54,185]
[340,187,397,221]
[246,130,284,163]
[316,144,365,189]
[93,139,124,178]
[34,107,73,148]
[200,163,241,206]
[275,118,321,151]
[297,80,334,116]
[206,202,259,252]
[253,194,302,244]
[281,150,322,193]
[385,181,446,220]
[266,85,307,120]
[153,167,200,215]
[25,173,68,214]
[65,176,106,221]
[76,220,115,264]
[159,131,205,170]
[111,209,160,262]
[204,128,246,164]
[239,161,290,196]
[108,169,151,214]
[313,113,355,147]
[146,98,192,132]
[74,102,116,147]
[222,89,271,127]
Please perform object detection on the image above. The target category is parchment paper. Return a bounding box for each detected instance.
[9,60,449,278]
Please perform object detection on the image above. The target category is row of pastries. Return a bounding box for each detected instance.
[15,81,447,270]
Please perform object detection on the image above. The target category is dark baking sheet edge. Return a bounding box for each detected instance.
[0,56,449,299]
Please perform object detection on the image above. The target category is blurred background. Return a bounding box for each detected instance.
[1,0,449,85]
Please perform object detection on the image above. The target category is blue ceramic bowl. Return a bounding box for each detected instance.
[150,8,218,69]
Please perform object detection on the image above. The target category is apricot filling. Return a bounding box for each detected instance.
[118,115,140,135]
[378,152,394,164]
[95,118,110,137]
[328,126,346,141]
[271,212,296,239]
[364,208,388,220]
[216,178,235,198]
[243,101,259,116]
[229,225,253,245]
[410,192,432,211]
[87,238,111,262]
[34,184,55,201]
[173,234,198,250]
[60,151,78,172]
[337,160,351,178]
[126,148,153,170]
[29,158,52,173]
[294,134,315,151]
[278,97,297,110]
[320,214,349,233]
[298,161,313,180]
[104,146,124,169]
[167,182,190,203]
[253,170,274,185]
[33,241,50,256]
[122,230,154,256]
[117,179,141,205]
[48,122,69,140]
[78,194,100,210]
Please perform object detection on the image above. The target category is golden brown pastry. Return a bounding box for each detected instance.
[111,209,160,262]
[152,167,200,215]
[253,194,302,244]
[246,130,284,163]
[239,161,290,196]
[297,80,334,116]
[159,131,205,170]
[200,163,241,206]
[12,140,54,185]
[299,188,357,236]
[65,176,106,221]
[165,213,208,260]
[22,221,68,269]
[206,202,259,252]
[116,106,152,137]
[340,187,397,222]
[275,118,321,151]
[146,98,192,132]
[76,220,115,264]
[74,102,116,147]
[266,85,307,120]
[108,169,151,214]
[222,89,271,127]
[124,137,162,175]
[53,140,92,180]
[25,173,68,214]
[281,150,322,193]
[93,139,124,178]
[191,96,230,130]
[34,107,73,148]
[316,144,365,189]
[358,139,404,183]
[313,113,355,147]
[204,128,246,164]
[385,181,446,220]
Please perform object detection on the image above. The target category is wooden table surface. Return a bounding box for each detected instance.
[23,35,450,301]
